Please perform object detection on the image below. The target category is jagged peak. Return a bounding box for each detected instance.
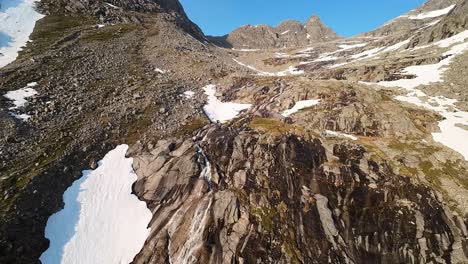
[306,15,322,23]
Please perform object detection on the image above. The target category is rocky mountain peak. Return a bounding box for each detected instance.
[305,15,322,24]
[208,15,338,49]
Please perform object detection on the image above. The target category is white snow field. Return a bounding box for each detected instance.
[407,4,456,20]
[40,145,152,264]
[368,30,468,160]
[203,84,252,123]
[0,0,44,68]
[282,99,321,117]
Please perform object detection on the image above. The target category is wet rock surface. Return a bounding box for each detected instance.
[131,119,467,263]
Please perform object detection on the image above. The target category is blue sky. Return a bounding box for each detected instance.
[179,0,427,37]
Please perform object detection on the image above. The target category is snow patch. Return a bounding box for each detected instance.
[232,48,260,52]
[299,47,314,53]
[314,54,339,62]
[154,68,166,74]
[3,82,38,120]
[365,31,468,160]
[0,0,45,68]
[40,145,152,264]
[104,2,119,9]
[373,32,468,90]
[408,5,456,20]
[338,43,367,51]
[182,90,195,99]
[324,130,358,140]
[435,30,468,48]
[233,59,304,77]
[351,47,384,60]
[282,99,321,117]
[426,19,441,27]
[281,30,290,35]
[382,39,411,52]
[202,85,251,123]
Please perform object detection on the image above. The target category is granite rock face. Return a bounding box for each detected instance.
[131,120,468,263]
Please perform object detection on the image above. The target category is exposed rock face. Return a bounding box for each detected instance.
[364,0,460,38]
[131,119,468,263]
[209,16,339,49]
[409,0,468,46]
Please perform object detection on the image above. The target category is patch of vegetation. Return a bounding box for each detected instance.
[357,138,388,162]
[175,117,209,137]
[282,226,302,264]
[122,106,155,144]
[420,161,450,190]
[251,206,276,232]
[388,140,439,156]
[19,15,96,58]
[249,117,305,137]
[0,137,71,214]
[80,24,138,43]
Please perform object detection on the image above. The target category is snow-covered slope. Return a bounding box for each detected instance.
[203,84,252,123]
[0,0,44,68]
[40,145,152,264]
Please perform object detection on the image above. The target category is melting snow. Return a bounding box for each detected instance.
[366,31,468,160]
[375,31,468,90]
[154,68,166,74]
[407,5,456,20]
[435,30,468,48]
[282,99,321,117]
[233,59,303,77]
[3,82,38,120]
[182,90,195,99]
[338,43,367,50]
[0,0,45,68]
[232,48,260,52]
[40,145,152,264]
[382,39,411,52]
[324,130,358,140]
[104,2,119,9]
[299,47,314,53]
[203,84,251,123]
[314,54,339,62]
[4,82,38,109]
[351,47,384,60]
[426,19,441,27]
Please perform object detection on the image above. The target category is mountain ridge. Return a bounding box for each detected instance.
[208,15,339,49]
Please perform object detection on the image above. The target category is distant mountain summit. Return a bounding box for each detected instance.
[208,15,339,49]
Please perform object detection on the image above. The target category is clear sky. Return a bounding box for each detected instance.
[179,0,427,37]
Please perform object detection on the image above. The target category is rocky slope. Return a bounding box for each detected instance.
[209,15,339,49]
[1,0,468,263]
